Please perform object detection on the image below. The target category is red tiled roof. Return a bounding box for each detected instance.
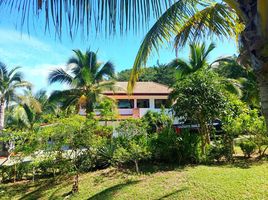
[103,82,172,95]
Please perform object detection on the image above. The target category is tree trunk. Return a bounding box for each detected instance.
[134,160,139,174]
[0,99,5,131]
[72,173,79,193]
[256,72,268,127]
[0,99,8,156]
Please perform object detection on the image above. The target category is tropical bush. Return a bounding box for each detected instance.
[112,135,151,173]
[115,119,147,138]
[239,141,257,158]
[149,125,180,163]
[178,129,201,164]
[142,110,173,134]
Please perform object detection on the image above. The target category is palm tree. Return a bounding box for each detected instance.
[0,63,31,131]
[34,89,60,115]
[48,50,115,114]
[168,42,216,79]
[168,42,243,98]
[213,57,259,108]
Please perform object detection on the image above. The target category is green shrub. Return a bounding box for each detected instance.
[178,129,201,164]
[112,135,151,173]
[116,119,147,138]
[75,137,113,172]
[142,110,173,134]
[207,145,225,162]
[149,126,181,163]
[239,141,256,158]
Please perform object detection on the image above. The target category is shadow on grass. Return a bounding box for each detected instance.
[0,176,72,200]
[87,180,140,200]
[205,156,268,169]
[155,188,188,200]
[113,161,188,176]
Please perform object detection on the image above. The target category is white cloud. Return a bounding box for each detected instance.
[23,63,69,93]
[0,29,51,51]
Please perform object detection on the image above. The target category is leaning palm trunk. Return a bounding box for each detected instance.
[236,0,268,127]
[0,99,7,156]
[257,73,268,126]
[0,99,5,130]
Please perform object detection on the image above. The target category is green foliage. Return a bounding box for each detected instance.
[239,140,257,158]
[213,57,259,108]
[171,70,227,155]
[115,119,147,138]
[178,129,201,164]
[117,64,177,86]
[171,70,227,122]
[96,98,118,123]
[112,135,151,173]
[149,126,181,163]
[142,110,173,134]
[48,50,115,113]
[223,105,268,157]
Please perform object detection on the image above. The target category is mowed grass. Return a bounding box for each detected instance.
[0,161,267,200]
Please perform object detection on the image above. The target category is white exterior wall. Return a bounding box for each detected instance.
[80,95,181,124]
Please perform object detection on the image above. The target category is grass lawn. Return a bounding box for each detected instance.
[0,160,267,200]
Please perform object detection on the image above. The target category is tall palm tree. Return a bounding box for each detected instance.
[34,89,59,115]
[48,50,115,114]
[0,63,31,131]
[169,42,243,97]
[168,42,216,79]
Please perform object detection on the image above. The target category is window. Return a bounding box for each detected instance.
[154,99,170,108]
[137,99,150,108]
[117,99,134,109]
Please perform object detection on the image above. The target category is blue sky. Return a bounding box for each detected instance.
[0,7,238,93]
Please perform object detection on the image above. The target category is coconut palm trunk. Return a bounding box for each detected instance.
[0,98,7,155]
[255,71,268,125]
[0,98,5,130]
[235,0,268,126]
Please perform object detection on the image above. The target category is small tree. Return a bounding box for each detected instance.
[96,98,118,126]
[170,71,227,155]
[113,136,151,173]
[39,115,96,193]
[0,128,39,182]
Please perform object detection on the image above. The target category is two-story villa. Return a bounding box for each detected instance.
[102,81,173,119]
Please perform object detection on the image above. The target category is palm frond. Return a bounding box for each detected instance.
[85,51,98,73]
[95,61,115,81]
[7,66,21,78]
[12,81,32,90]
[221,78,243,97]
[168,58,192,77]
[128,0,200,92]
[174,3,237,51]
[0,62,8,78]
[48,68,73,85]
[9,71,23,83]
[22,104,34,125]
[48,89,80,103]
[0,0,173,38]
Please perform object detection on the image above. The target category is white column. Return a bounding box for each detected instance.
[134,99,137,108]
[149,98,155,109]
